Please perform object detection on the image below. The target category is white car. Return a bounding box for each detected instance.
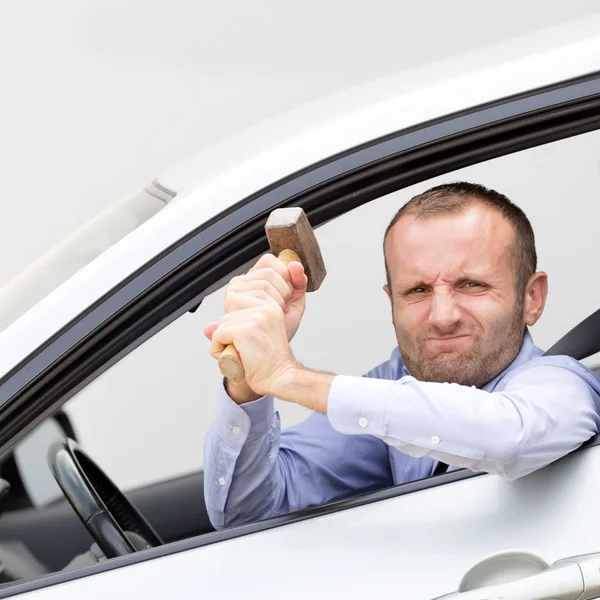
[0,15,599,600]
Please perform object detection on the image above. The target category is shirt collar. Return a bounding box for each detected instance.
[482,329,542,391]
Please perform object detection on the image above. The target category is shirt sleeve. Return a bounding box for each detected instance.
[203,383,393,529]
[203,385,275,529]
[327,364,600,480]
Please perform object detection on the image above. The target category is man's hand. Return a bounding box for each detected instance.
[208,293,297,397]
[208,296,334,413]
[204,254,307,402]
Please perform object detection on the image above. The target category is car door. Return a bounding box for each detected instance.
[23,445,600,600]
[0,65,599,599]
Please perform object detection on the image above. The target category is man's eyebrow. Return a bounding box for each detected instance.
[456,271,493,283]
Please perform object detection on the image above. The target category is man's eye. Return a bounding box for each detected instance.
[410,287,426,294]
[465,281,481,288]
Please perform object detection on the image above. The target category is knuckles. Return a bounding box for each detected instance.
[253,253,285,272]
[225,273,290,307]
[224,289,282,313]
[219,303,282,326]
[249,304,281,325]
[214,255,288,348]
[254,279,272,293]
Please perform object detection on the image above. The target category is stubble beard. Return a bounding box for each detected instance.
[398,306,525,389]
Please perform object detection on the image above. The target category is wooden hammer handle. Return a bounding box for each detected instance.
[218,249,301,382]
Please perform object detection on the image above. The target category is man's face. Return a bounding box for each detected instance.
[384,205,527,388]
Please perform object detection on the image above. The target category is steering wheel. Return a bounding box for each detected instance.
[48,438,163,558]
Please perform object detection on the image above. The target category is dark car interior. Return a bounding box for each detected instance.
[0,440,214,580]
[0,306,597,584]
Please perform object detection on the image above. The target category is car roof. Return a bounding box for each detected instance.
[0,13,599,381]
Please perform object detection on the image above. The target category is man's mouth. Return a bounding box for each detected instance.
[425,335,474,351]
[427,335,471,341]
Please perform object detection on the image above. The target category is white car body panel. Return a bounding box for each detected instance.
[0,15,600,380]
[19,446,600,599]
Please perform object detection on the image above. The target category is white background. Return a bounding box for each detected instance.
[3,1,600,491]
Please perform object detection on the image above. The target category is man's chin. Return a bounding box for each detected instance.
[411,353,479,385]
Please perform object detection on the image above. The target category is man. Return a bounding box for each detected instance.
[203,181,600,529]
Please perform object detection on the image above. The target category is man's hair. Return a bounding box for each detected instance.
[383,182,537,303]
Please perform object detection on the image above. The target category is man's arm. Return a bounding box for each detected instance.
[203,382,393,529]
[269,362,599,480]
[203,255,393,530]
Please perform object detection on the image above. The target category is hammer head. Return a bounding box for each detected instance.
[265,207,326,292]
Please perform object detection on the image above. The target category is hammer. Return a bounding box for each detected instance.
[218,207,326,382]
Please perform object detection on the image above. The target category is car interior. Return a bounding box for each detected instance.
[0,303,596,586]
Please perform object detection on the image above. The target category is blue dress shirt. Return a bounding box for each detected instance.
[203,332,600,529]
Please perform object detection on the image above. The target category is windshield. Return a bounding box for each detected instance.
[0,184,172,334]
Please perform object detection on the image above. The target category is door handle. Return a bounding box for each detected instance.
[436,552,600,600]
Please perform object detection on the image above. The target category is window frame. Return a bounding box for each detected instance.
[0,71,599,596]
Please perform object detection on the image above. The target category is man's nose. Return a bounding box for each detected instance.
[428,290,461,332]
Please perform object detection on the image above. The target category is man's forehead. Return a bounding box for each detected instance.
[385,206,516,277]
[388,204,514,246]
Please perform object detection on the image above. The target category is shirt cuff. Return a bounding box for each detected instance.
[216,383,275,446]
[327,375,397,437]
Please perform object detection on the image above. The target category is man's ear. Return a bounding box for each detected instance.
[523,271,548,327]
[383,284,392,303]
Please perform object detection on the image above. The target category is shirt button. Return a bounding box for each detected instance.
[359,417,369,428]
[431,436,441,445]
[218,477,226,486]
[232,426,241,435]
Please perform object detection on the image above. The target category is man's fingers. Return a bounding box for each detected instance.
[208,302,284,362]
[249,254,291,281]
[229,268,291,302]
[287,261,308,292]
[219,304,282,326]
[209,336,226,360]
[207,317,258,359]
[204,322,219,341]
[226,279,287,309]
[209,322,241,360]
[230,256,305,307]
[206,321,226,360]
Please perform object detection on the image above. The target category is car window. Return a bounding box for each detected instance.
[12,420,65,507]
[16,125,600,496]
